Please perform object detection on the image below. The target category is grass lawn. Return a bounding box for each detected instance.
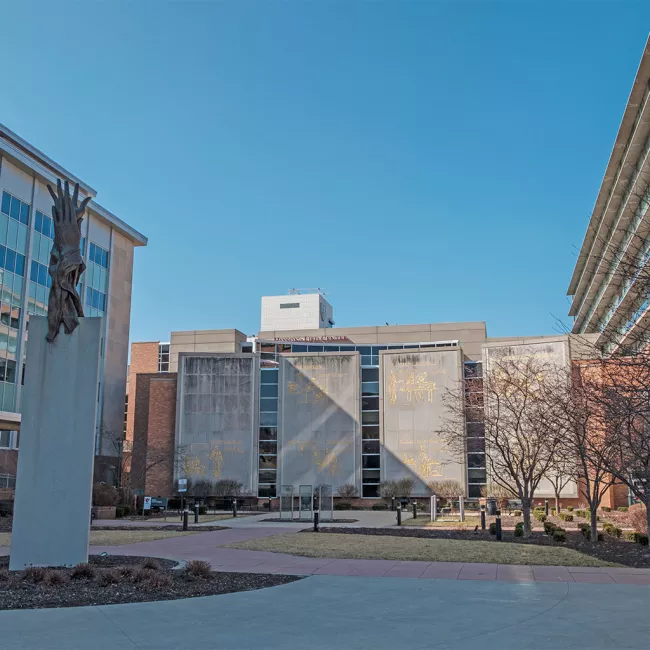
[226,533,617,567]
[0,530,199,547]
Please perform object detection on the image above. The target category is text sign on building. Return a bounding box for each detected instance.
[273,336,350,343]
[177,478,187,493]
[279,354,359,490]
[382,349,464,496]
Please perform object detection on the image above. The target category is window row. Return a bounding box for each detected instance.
[0,246,26,277]
[0,304,20,330]
[86,287,106,312]
[34,210,54,239]
[30,260,51,288]
[0,212,28,255]
[1,192,30,225]
[88,241,109,268]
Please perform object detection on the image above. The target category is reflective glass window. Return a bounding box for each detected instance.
[361,411,379,425]
[362,455,380,469]
[260,384,278,398]
[259,427,277,441]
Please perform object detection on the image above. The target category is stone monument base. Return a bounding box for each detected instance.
[9,317,102,570]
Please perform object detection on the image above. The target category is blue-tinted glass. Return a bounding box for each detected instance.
[0,246,5,269]
[93,289,100,309]
[361,355,372,366]
[291,345,308,352]
[37,263,47,286]
[89,242,95,263]
[357,346,371,355]
[80,237,85,254]
[9,197,20,221]
[307,345,323,352]
[4,249,15,273]
[19,203,29,226]
[15,254,24,277]
[260,369,279,384]
[35,210,43,233]
[44,216,53,239]
[86,286,92,306]
[95,246,102,265]
[30,260,39,283]
[46,274,52,289]
[104,249,109,268]
[99,292,106,311]
[1,193,10,215]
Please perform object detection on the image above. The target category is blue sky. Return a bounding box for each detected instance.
[1,1,649,342]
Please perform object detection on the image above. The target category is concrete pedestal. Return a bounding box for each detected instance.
[10,317,102,570]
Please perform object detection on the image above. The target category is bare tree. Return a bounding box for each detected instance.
[427,480,464,507]
[480,482,516,512]
[543,365,617,541]
[593,357,650,538]
[438,354,566,536]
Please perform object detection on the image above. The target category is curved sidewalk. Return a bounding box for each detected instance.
[85,527,650,585]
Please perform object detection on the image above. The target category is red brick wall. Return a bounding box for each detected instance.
[145,377,177,496]
[126,342,160,450]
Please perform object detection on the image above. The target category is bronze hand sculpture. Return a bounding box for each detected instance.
[45,180,91,342]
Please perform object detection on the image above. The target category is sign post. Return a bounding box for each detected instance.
[178,478,187,520]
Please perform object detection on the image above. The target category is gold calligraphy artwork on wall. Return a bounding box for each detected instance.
[209,447,224,479]
[285,439,349,477]
[388,370,437,405]
[287,371,345,404]
[313,448,339,476]
[400,445,443,479]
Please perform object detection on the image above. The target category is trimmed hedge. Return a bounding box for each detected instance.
[514,522,524,537]
[567,506,574,512]
[624,531,649,545]
[513,510,522,517]
[334,502,352,510]
[553,528,567,542]
[601,506,611,512]
[534,511,547,522]
[544,521,557,536]
[603,523,622,538]
[617,506,629,513]
[575,509,587,518]
[558,513,573,522]
[489,522,497,535]
[371,503,388,511]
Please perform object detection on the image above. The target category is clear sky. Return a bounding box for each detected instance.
[1,1,649,342]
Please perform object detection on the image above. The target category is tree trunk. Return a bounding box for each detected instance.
[590,506,599,542]
[644,497,650,541]
[521,497,532,536]
[555,494,560,517]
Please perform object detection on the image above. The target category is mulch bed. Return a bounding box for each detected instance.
[0,555,300,610]
[313,527,650,568]
[261,518,359,524]
[92,524,230,532]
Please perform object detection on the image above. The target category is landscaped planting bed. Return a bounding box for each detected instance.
[0,555,300,610]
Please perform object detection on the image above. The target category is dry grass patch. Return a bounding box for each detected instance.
[226,532,617,567]
[403,516,484,529]
[0,530,199,548]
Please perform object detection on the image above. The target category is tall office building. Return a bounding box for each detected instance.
[0,123,147,485]
[568,37,650,353]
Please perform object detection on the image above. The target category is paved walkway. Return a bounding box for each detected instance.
[4,524,650,584]
[0,574,648,649]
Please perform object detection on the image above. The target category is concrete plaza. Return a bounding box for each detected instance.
[0,574,648,649]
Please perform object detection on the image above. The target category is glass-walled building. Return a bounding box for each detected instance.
[0,122,147,482]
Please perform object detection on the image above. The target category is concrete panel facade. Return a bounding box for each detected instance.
[169,329,247,373]
[175,354,258,492]
[381,348,465,496]
[278,352,360,490]
[10,317,101,569]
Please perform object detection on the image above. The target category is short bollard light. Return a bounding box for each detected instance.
[232,499,237,518]
[545,499,549,517]
[183,510,189,531]
[397,504,402,526]
[391,496,395,512]
[194,504,199,524]
[314,510,320,532]
[495,509,502,541]
[480,504,486,530]
[412,502,417,520]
